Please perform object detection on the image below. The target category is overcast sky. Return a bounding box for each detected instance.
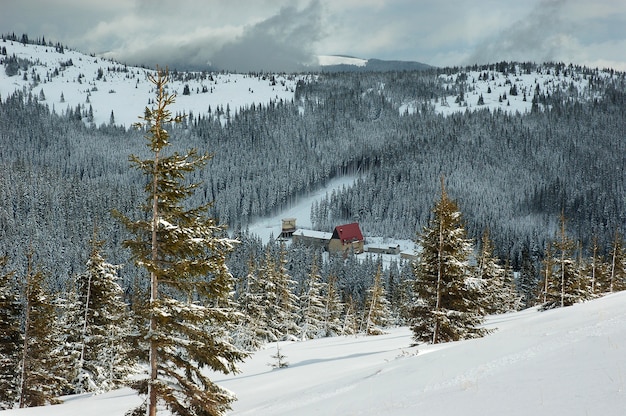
[3,0,625,72]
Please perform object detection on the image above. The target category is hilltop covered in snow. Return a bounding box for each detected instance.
[0,40,300,127]
[1,40,620,128]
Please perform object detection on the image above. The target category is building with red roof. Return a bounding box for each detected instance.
[328,222,364,254]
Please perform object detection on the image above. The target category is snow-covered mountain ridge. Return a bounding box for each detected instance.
[2,40,621,129]
[0,40,301,127]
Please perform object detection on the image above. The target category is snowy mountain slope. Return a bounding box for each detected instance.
[403,65,609,116]
[3,41,613,130]
[4,291,625,415]
[0,41,300,127]
[317,54,368,67]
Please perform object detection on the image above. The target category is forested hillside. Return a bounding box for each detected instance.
[1,40,625,293]
[3,38,626,413]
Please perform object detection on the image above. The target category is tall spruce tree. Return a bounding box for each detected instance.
[410,179,488,344]
[65,233,135,393]
[116,69,247,416]
[232,258,267,351]
[274,244,300,341]
[363,265,392,335]
[299,257,327,340]
[608,231,626,293]
[586,237,608,295]
[253,248,286,342]
[0,256,22,409]
[475,228,519,314]
[542,215,589,309]
[518,247,538,308]
[321,274,344,337]
[18,258,69,408]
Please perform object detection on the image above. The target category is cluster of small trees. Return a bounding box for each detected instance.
[530,216,626,310]
[0,240,134,410]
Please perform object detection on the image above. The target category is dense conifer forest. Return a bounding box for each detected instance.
[2,58,625,283]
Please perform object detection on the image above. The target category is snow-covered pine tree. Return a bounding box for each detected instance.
[410,178,488,344]
[232,258,268,351]
[65,233,135,393]
[274,244,300,341]
[585,237,608,296]
[474,228,519,314]
[252,248,284,343]
[502,259,522,311]
[0,256,22,410]
[18,258,69,408]
[116,69,247,416]
[608,231,626,293]
[269,343,288,369]
[341,296,359,336]
[542,215,589,309]
[363,265,392,335]
[298,256,327,340]
[518,247,538,308]
[538,244,554,305]
[321,274,344,337]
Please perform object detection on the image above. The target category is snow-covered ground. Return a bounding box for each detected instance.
[401,66,606,117]
[4,291,625,415]
[0,41,300,127]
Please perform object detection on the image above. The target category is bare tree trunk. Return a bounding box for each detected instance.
[79,259,93,367]
[148,145,160,416]
[18,255,33,408]
[432,212,443,345]
[610,231,618,294]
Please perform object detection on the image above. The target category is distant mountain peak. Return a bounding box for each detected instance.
[316,55,433,72]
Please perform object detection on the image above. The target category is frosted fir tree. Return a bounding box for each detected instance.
[298,257,327,340]
[608,231,626,293]
[474,228,519,314]
[18,258,69,408]
[0,257,23,410]
[277,244,301,340]
[321,274,344,337]
[257,245,299,342]
[341,296,359,336]
[115,69,247,416]
[232,258,270,351]
[585,237,608,296]
[63,233,136,394]
[410,178,488,344]
[542,215,590,309]
[251,248,284,343]
[363,265,393,335]
[269,343,289,369]
[518,247,539,308]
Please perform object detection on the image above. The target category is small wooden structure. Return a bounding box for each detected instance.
[280,218,297,238]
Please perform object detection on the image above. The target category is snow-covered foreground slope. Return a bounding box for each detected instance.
[4,292,626,416]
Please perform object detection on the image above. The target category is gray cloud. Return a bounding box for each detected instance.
[467,0,569,65]
[2,0,625,71]
[209,1,323,72]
